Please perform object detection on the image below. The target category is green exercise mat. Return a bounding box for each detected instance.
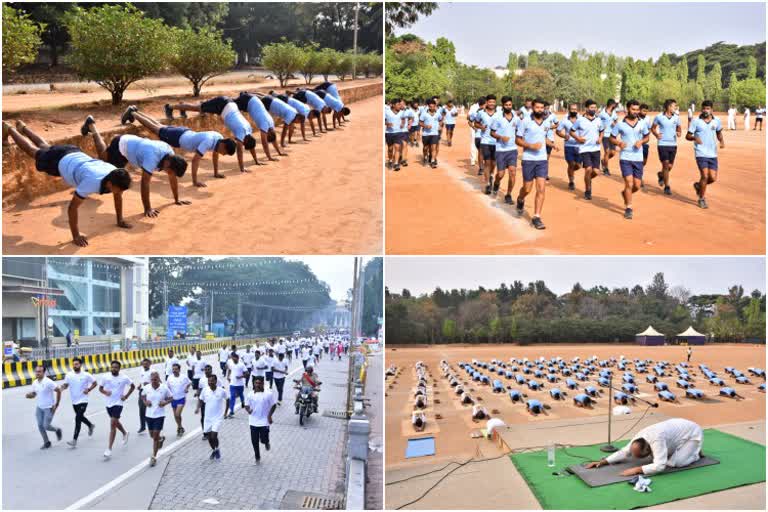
[510,429,765,509]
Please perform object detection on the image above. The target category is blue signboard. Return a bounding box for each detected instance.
[167,305,188,339]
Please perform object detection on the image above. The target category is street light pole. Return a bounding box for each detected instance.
[352,2,359,79]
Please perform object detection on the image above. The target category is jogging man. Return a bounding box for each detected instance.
[166,363,191,437]
[755,106,764,130]
[218,345,229,373]
[570,100,604,199]
[99,361,135,459]
[60,357,97,448]
[610,99,650,219]
[489,96,519,203]
[164,349,180,381]
[407,100,421,147]
[226,352,247,417]
[26,366,63,449]
[2,120,131,247]
[136,358,153,434]
[519,98,533,120]
[515,98,555,230]
[396,99,411,167]
[476,95,499,194]
[639,104,651,169]
[82,118,189,218]
[468,97,486,175]
[442,100,458,146]
[419,98,443,168]
[686,99,724,209]
[245,376,277,463]
[386,98,405,171]
[196,374,228,460]
[120,106,235,187]
[142,371,172,467]
[557,103,582,191]
[652,99,682,195]
[599,99,618,175]
[165,96,261,172]
[272,352,289,404]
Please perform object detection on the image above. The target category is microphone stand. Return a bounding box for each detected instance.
[599,374,659,453]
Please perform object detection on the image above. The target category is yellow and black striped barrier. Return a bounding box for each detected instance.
[2,338,262,389]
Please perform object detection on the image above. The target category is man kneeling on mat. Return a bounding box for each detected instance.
[584,418,703,476]
[3,120,132,247]
[412,411,426,431]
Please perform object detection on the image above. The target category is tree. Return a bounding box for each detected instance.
[261,39,305,87]
[169,26,235,96]
[507,52,518,74]
[64,4,169,104]
[298,44,325,84]
[318,47,341,81]
[510,68,556,104]
[747,55,757,79]
[431,37,456,68]
[695,54,706,84]
[730,77,766,108]
[2,5,44,74]
[703,62,723,104]
[358,53,383,78]
[334,51,356,81]
[20,3,73,67]
[385,2,438,36]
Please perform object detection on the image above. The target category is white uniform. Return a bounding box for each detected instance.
[744,108,751,131]
[468,102,480,165]
[200,386,228,433]
[606,418,703,475]
[727,107,737,130]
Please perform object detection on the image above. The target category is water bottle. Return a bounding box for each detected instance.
[547,441,556,467]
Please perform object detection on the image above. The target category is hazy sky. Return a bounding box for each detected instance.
[386,257,766,296]
[397,2,766,68]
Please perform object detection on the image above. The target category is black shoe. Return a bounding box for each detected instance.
[516,198,524,216]
[531,217,546,230]
[209,450,216,460]
[484,184,492,195]
[121,105,137,125]
[179,109,188,119]
[584,190,592,200]
[56,428,63,441]
[698,198,708,209]
[265,443,270,451]
[137,427,146,434]
[164,104,173,119]
[88,424,95,437]
[386,161,392,169]
[477,168,483,176]
[80,115,95,137]
[430,160,437,168]
[664,186,671,196]
[602,166,610,176]
[624,208,633,219]
[401,160,408,167]
[657,171,664,187]
[693,182,701,197]
[568,181,575,191]
[492,182,500,195]
[41,441,52,450]
[504,194,512,204]
[393,163,400,172]
[202,434,208,441]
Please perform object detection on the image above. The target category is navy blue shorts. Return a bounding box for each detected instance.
[658,146,677,164]
[422,135,439,146]
[158,126,190,148]
[171,398,186,408]
[474,137,481,150]
[495,150,518,170]
[480,143,496,160]
[106,405,123,419]
[522,160,548,181]
[397,132,410,144]
[35,145,80,175]
[580,151,601,169]
[201,96,231,116]
[642,144,649,161]
[620,160,644,179]
[146,416,164,432]
[602,137,615,151]
[106,136,129,168]
[564,146,582,164]
[445,124,455,133]
[409,126,420,133]
[385,133,400,146]
[696,157,718,171]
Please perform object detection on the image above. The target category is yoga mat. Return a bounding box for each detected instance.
[511,429,765,509]
[569,455,720,487]
[406,436,436,458]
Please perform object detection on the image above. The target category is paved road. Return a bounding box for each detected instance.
[2,350,351,510]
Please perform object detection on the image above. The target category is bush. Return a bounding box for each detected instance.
[298,44,325,85]
[169,26,236,97]
[64,4,169,104]
[318,48,341,82]
[359,53,383,78]
[334,51,356,81]
[261,40,305,87]
[2,5,44,74]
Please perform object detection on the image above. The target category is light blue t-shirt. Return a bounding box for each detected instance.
[559,116,580,147]
[224,109,253,143]
[476,109,499,145]
[490,113,519,152]
[653,113,681,147]
[303,90,326,111]
[419,109,443,136]
[268,97,298,124]
[402,108,416,129]
[247,96,275,133]
[546,114,558,142]
[58,152,113,198]
[324,94,344,113]
[519,106,530,120]
[517,117,555,161]
[442,106,458,125]
[385,106,401,134]
[611,118,650,162]
[178,130,222,156]
[571,115,603,153]
[688,116,722,158]
[121,134,173,174]
[469,111,482,138]
[287,97,310,117]
[396,109,410,133]
[599,108,618,138]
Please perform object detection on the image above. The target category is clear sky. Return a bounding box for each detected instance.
[385,257,766,296]
[397,1,766,68]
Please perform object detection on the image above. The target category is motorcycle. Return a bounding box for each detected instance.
[293,382,321,425]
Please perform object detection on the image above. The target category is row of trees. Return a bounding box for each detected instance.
[386,32,766,110]
[385,273,766,345]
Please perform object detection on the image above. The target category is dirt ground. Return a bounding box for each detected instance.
[385,343,766,468]
[386,113,765,254]
[2,81,382,255]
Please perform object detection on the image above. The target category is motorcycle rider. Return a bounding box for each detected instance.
[294,364,321,414]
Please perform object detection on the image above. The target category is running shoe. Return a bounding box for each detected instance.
[568,181,575,191]
[67,440,77,448]
[41,441,52,450]
[624,208,633,219]
[80,116,95,137]
[164,104,173,119]
[149,457,157,467]
[492,182,500,196]
[657,171,664,187]
[56,428,63,441]
[121,105,137,125]
[698,198,708,209]
[484,184,492,195]
[393,163,400,172]
[504,194,513,204]
[104,449,112,459]
[531,217,546,230]
[693,182,701,196]
[430,160,437,169]
[122,432,129,445]
[584,190,592,200]
[664,186,671,196]
[516,198,525,216]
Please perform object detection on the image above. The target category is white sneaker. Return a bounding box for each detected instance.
[104,449,112,459]
[122,432,129,445]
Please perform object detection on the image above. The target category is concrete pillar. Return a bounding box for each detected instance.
[347,417,370,461]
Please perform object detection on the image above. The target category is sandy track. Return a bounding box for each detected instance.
[386,114,765,254]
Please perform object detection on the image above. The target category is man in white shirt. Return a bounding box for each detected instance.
[252,349,268,385]
[271,352,289,404]
[241,345,255,385]
[25,366,63,449]
[142,371,173,466]
[245,376,277,463]
[313,342,322,365]
[191,350,206,391]
[226,352,247,418]
[743,107,751,131]
[60,357,97,447]
[98,360,135,459]
[468,101,480,166]
[585,418,704,476]
[185,346,196,381]
[136,358,154,434]
[164,349,179,380]
[166,363,191,436]
[727,105,737,130]
[218,345,230,373]
[196,374,228,460]
[264,349,276,390]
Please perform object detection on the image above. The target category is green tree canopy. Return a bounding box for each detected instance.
[261,39,305,87]
[169,26,236,96]
[2,5,44,74]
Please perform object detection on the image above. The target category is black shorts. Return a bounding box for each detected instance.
[409,126,420,133]
[657,146,677,164]
[474,137,481,150]
[146,416,164,431]
[480,143,496,161]
[422,135,439,146]
[35,145,80,175]
[106,405,123,419]
[385,133,401,146]
[106,136,128,168]
[158,126,190,148]
[201,96,231,115]
[445,124,455,133]
[192,377,200,390]
[580,150,601,170]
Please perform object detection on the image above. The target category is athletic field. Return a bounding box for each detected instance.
[385,113,765,255]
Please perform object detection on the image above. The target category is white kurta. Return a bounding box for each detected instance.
[605,418,703,475]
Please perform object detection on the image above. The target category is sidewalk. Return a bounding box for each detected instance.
[365,351,384,510]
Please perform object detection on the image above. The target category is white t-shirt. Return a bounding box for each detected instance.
[272,359,289,379]
[101,373,133,407]
[143,383,172,418]
[246,391,277,427]
[137,367,153,394]
[301,347,311,360]
[166,374,191,400]
[186,356,196,371]
[263,355,275,372]
[313,345,322,355]
[276,343,286,355]
[218,348,229,363]
[32,377,58,409]
[64,371,96,405]
[228,360,247,386]
[165,356,180,376]
[193,358,207,379]
[200,385,228,419]
[252,357,268,377]
[241,352,255,368]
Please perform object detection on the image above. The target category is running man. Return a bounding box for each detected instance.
[196,374,228,460]
[142,371,172,467]
[166,363,191,437]
[652,99,682,195]
[81,118,189,218]
[136,358,153,434]
[98,361,135,459]
[419,98,443,168]
[271,352,289,404]
[515,98,556,230]
[686,99,724,209]
[570,99,604,199]
[120,106,236,187]
[755,106,764,130]
[218,344,229,373]
[396,99,411,167]
[226,352,247,417]
[386,98,405,171]
[489,95,520,203]
[26,366,63,449]
[599,99,619,175]
[557,103,582,190]
[519,98,533,120]
[609,99,650,220]
[2,120,132,247]
[469,97,487,175]
[442,100,458,146]
[476,95,499,194]
[639,104,651,169]
[408,100,421,147]
[165,96,261,172]
[234,92,284,160]
[245,376,277,463]
[164,349,180,381]
[60,357,97,448]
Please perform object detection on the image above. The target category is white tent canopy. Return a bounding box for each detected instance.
[636,325,665,337]
[678,326,705,337]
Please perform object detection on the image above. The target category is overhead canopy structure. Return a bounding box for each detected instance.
[636,325,666,346]
[678,326,707,345]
